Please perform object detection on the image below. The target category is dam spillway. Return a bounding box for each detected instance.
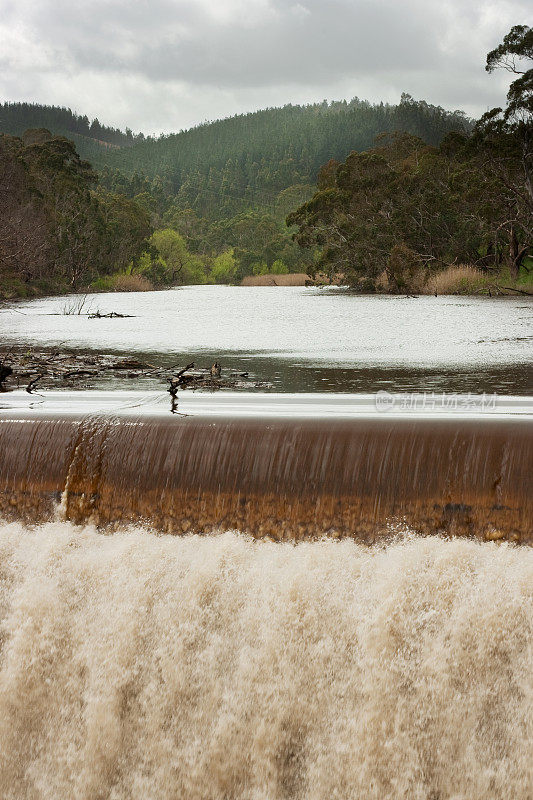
[1,392,531,542]
[0,391,532,798]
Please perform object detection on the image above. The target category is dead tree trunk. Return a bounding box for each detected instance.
[509,225,520,279]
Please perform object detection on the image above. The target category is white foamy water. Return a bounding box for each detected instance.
[0,522,531,799]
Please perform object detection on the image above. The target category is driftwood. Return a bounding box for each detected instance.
[168,363,195,398]
[168,362,195,413]
[63,369,98,379]
[113,358,152,370]
[89,311,135,319]
[0,348,272,393]
[26,374,43,394]
[492,284,533,296]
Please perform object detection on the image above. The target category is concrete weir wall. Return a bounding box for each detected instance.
[0,408,531,542]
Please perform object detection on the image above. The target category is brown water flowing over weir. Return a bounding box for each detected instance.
[1,393,531,542]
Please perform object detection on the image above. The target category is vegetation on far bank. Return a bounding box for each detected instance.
[288,25,532,294]
[0,25,531,299]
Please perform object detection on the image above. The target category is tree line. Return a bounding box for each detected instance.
[0,128,300,294]
[95,95,471,283]
[1,95,471,294]
[0,102,145,148]
[288,25,532,291]
[98,94,470,218]
[0,129,150,295]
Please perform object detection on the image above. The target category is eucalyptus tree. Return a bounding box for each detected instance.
[474,24,532,274]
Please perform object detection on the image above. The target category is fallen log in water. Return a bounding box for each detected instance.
[0,397,531,542]
[0,350,271,391]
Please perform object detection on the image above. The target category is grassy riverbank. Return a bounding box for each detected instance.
[2,264,531,299]
[375,264,533,296]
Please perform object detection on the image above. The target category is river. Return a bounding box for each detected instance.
[1,286,532,392]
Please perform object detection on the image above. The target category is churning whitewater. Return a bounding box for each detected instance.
[0,522,531,800]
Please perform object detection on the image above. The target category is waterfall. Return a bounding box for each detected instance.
[0,409,530,541]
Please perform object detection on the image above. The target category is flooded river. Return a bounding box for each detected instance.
[1,287,532,392]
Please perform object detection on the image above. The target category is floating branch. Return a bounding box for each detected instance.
[89,311,135,319]
[26,374,44,394]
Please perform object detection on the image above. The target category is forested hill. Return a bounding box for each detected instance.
[0,102,145,161]
[0,96,471,220]
[99,95,471,219]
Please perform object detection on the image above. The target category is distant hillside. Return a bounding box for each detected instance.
[0,96,471,221]
[0,102,146,163]
[98,94,472,219]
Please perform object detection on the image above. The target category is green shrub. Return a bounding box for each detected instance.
[209,250,237,284]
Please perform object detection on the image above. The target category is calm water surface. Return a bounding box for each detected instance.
[1,286,531,393]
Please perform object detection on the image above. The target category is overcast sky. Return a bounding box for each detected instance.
[0,0,529,135]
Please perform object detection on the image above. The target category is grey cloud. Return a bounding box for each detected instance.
[0,0,530,131]
[20,0,455,84]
